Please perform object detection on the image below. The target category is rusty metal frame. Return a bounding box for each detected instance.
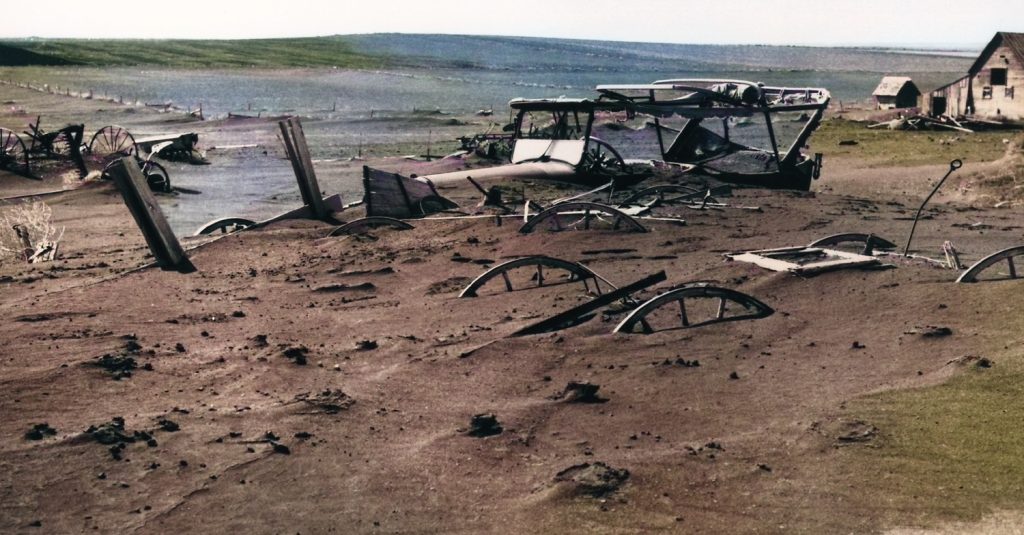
[194,217,256,236]
[328,217,415,237]
[956,245,1024,283]
[618,185,704,207]
[518,201,647,234]
[458,255,616,298]
[613,284,774,334]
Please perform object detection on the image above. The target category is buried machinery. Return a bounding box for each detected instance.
[358,79,830,217]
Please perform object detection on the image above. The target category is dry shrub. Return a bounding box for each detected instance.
[0,201,64,264]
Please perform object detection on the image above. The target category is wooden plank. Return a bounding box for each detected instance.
[512,271,666,336]
[107,157,195,273]
[727,252,798,272]
[278,117,329,221]
[279,122,310,205]
[289,119,328,219]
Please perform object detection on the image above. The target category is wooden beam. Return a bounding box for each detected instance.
[279,117,329,221]
[107,157,195,273]
[512,271,666,336]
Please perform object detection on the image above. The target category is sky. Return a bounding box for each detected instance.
[3,0,1023,47]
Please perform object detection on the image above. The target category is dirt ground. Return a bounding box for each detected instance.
[3,84,1024,534]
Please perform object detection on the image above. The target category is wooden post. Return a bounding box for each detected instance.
[278,117,329,221]
[107,157,195,273]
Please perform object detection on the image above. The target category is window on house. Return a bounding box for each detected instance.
[982,86,993,99]
[1008,86,1016,99]
[991,68,1008,86]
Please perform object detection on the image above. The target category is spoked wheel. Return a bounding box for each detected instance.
[0,127,30,175]
[100,157,172,193]
[142,160,171,193]
[89,125,137,160]
[579,136,626,175]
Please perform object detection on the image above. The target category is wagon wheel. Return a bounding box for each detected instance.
[579,137,626,175]
[0,128,29,175]
[89,125,137,159]
[195,217,257,236]
[142,160,171,193]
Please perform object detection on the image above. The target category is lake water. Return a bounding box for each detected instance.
[0,64,967,234]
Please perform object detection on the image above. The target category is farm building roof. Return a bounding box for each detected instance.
[969,32,1024,75]
[872,76,920,97]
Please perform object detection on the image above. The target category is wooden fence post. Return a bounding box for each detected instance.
[278,117,329,221]
[107,157,195,273]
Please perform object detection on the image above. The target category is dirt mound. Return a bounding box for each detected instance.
[552,462,630,497]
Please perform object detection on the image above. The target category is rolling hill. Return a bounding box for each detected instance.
[0,34,975,74]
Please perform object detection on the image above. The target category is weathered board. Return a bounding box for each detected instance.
[363,166,457,218]
[279,117,329,220]
[107,157,195,273]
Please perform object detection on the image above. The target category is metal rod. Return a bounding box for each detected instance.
[904,159,962,257]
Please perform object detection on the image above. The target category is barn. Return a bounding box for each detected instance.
[924,31,1023,121]
[873,76,921,109]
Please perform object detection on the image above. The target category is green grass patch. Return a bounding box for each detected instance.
[844,352,1024,526]
[813,117,1014,167]
[0,37,387,68]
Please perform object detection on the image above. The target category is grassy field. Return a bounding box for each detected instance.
[0,37,386,68]
[814,117,1015,167]
[844,356,1024,525]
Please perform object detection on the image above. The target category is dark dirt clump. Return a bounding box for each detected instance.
[24,423,57,441]
[89,354,138,380]
[553,381,607,403]
[465,413,503,437]
[554,462,630,497]
[282,346,309,365]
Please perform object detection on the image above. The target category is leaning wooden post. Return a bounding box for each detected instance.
[278,117,329,221]
[107,157,196,273]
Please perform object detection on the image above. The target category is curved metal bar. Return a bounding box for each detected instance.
[905,159,963,256]
[956,245,1024,283]
[618,185,704,207]
[613,285,774,334]
[194,217,256,236]
[459,255,617,298]
[809,233,897,253]
[518,201,647,234]
[328,217,415,237]
[0,127,30,175]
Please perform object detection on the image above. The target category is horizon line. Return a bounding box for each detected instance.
[0,32,989,53]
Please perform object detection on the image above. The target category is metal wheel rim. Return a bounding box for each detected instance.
[0,128,29,173]
[89,125,137,158]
